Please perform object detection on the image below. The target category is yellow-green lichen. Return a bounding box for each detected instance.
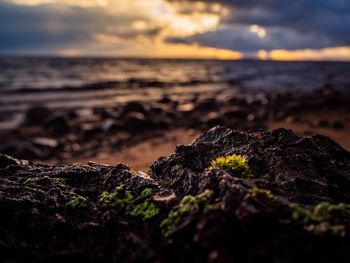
[160,189,214,237]
[210,155,252,177]
[67,197,87,208]
[99,185,159,220]
[249,188,273,199]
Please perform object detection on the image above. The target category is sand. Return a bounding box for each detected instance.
[72,129,199,171]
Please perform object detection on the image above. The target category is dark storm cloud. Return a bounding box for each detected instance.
[0,2,92,52]
[166,0,350,51]
[0,1,164,54]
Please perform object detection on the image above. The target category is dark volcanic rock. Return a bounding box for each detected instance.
[1,127,350,262]
[44,113,70,135]
[123,112,152,133]
[25,106,51,126]
[121,101,147,115]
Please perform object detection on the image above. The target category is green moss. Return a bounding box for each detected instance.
[219,136,231,148]
[290,202,348,235]
[160,189,213,237]
[130,201,160,220]
[67,197,87,208]
[249,188,273,199]
[210,155,252,177]
[291,202,347,224]
[329,224,347,236]
[140,188,153,198]
[99,185,159,220]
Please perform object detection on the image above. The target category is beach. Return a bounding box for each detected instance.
[0,58,349,170]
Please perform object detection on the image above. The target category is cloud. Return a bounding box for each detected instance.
[0,0,226,56]
[166,0,350,50]
[0,0,181,51]
[167,24,334,52]
[0,0,349,60]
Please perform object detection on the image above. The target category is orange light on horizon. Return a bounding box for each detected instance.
[136,43,243,60]
[257,49,270,60]
[269,46,350,61]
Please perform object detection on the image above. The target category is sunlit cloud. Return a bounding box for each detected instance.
[249,24,267,38]
[7,0,220,38]
[10,0,103,7]
[1,0,350,60]
[92,33,242,60]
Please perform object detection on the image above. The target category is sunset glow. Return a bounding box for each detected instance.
[1,0,349,60]
[269,47,350,61]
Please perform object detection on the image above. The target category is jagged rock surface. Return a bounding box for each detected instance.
[1,127,350,262]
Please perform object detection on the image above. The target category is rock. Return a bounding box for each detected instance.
[66,110,79,120]
[25,106,51,125]
[247,113,256,122]
[32,137,59,148]
[317,119,330,127]
[101,119,119,132]
[1,142,46,160]
[333,121,344,130]
[81,123,102,138]
[121,102,147,115]
[44,113,70,134]
[150,116,170,129]
[1,127,350,262]
[201,112,224,128]
[158,96,172,104]
[148,106,166,116]
[123,112,151,133]
[177,103,195,112]
[222,106,248,120]
[194,98,218,112]
[206,117,224,128]
[285,115,300,124]
[93,108,118,119]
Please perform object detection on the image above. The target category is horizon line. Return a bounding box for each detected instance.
[0,53,350,63]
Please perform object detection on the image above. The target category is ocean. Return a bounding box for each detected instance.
[1,57,350,114]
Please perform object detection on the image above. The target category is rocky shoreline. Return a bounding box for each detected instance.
[0,86,349,164]
[1,127,350,262]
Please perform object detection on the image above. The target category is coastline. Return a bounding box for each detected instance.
[1,85,349,171]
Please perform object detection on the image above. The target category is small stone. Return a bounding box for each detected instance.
[25,106,51,125]
[32,137,59,148]
[333,120,344,130]
[317,119,330,127]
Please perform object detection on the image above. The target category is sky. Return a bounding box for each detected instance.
[0,0,350,60]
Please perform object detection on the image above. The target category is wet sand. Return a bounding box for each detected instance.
[269,109,350,149]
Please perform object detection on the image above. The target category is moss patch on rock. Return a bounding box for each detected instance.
[249,188,273,199]
[291,202,348,236]
[210,154,252,177]
[160,190,214,237]
[99,185,159,220]
[67,197,88,208]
